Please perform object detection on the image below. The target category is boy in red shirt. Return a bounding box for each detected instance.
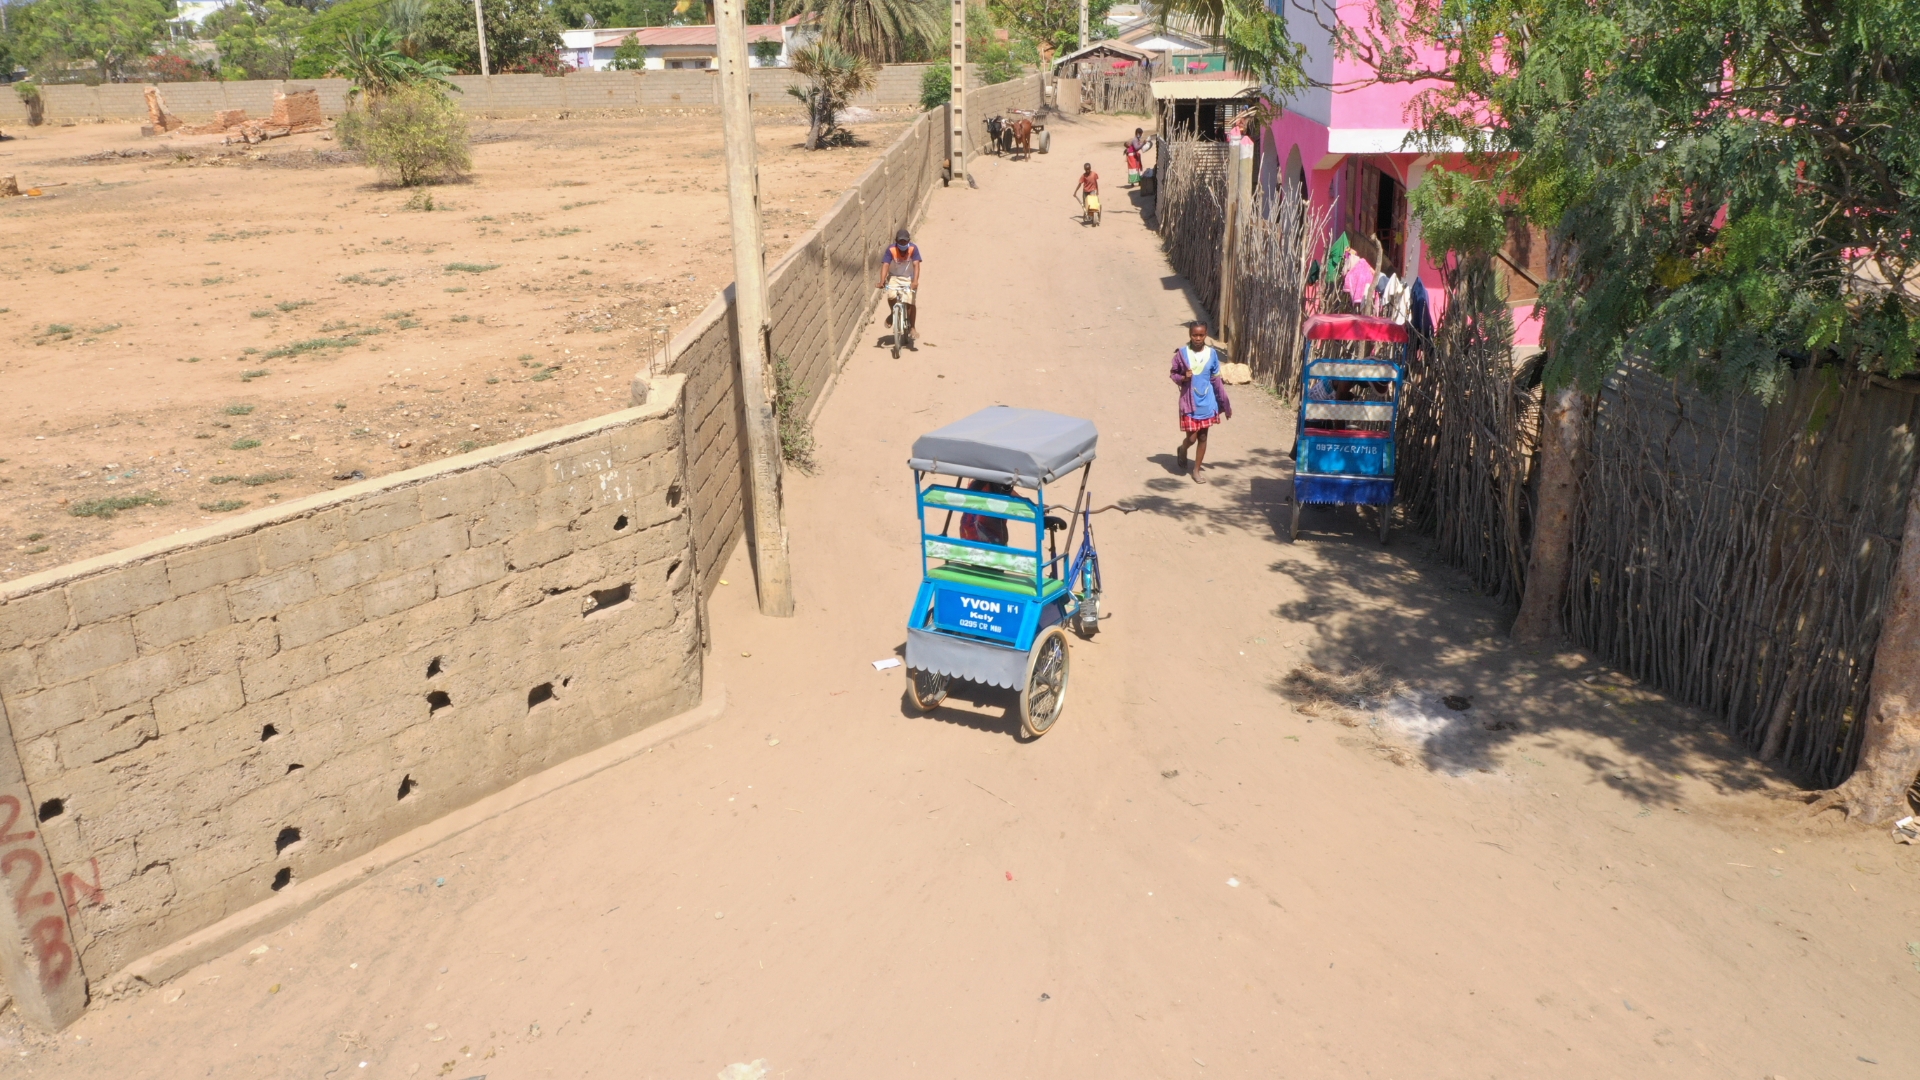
[1070,163,1101,224]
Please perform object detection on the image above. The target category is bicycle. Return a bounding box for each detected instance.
[883,282,914,358]
[1045,492,1104,637]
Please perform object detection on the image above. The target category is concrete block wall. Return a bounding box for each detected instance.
[0,378,699,1019]
[15,67,965,124]
[963,74,1046,156]
[662,105,950,596]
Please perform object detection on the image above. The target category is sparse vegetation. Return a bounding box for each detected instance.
[230,438,262,450]
[275,300,312,312]
[773,355,818,473]
[264,337,359,358]
[70,493,166,519]
[200,500,249,513]
[224,404,255,415]
[445,262,499,274]
[240,369,270,381]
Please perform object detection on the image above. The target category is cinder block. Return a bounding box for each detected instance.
[505,526,574,571]
[609,414,679,464]
[495,454,550,496]
[132,589,232,653]
[437,545,508,596]
[476,574,542,620]
[166,537,258,597]
[152,670,245,734]
[470,496,537,548]
[256,510,347,571]
[0,589,71,649]
[276,593,363,651]
[228,568,318,623]
[347,491,422,541]
[240,640,326,703]
[402,591,478,646]
[4,679,98,740]
[17,735,58,786]
[361,567,437,620]
[187,618,280,680]
[68,563,171,624]
[57,707,159,767]
[312,541,391,595]
[0,646,37,697]
[91,647,190,711]
[39,621,139,685]
[324,614,404,676]
[420,467,499,520]
[390,517,469,570]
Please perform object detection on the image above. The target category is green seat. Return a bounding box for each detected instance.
[928,562,1067,600]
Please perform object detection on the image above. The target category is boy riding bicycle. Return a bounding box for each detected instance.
[877,228,922,346]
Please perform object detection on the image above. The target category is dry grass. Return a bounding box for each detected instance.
[1277,663,1403,727]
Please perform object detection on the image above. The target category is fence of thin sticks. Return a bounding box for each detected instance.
[1395,255,1538,605]
[1154,138,1229,321]
[1567,364,1920,786]
[1152,136,1920,786]
[1228,180,1327,390]
[1073,60,1157,114]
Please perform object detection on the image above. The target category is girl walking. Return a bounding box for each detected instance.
[1171,322,1232,483]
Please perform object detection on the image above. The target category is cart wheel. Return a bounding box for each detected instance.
[906,668,948,712]
[1378,500,1392,545]
[1018,626,1071,739]
[1074,590,1101,638]
[1289,500,1302,542]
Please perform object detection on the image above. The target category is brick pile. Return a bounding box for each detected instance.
[270,89,324,132]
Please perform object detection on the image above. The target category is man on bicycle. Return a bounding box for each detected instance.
[878,229,921,345]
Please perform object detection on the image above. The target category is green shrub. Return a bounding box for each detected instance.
[71,493,166,519]
[337,84,471,187]
[920,64,951,111]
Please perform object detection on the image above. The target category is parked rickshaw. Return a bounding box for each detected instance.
[1292,314,1411,544]
[903,407,1102,738]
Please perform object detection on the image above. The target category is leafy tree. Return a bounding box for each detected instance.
[784,0,939,64]
[750,38,782,65]
[610,34,645,68]
[208,0,313,80]
[988,0,1111,56]
[10,0,172,83]
[786,39,873,148]
[1156,0,1304,90]
[1361,0,1920,819]
[337,81,470,184]
[333,24,456,98]
[294,0,389,77]
[416,0,563,74]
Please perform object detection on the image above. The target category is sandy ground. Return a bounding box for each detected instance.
[5,115,1920,1078]
[0,110,907,578]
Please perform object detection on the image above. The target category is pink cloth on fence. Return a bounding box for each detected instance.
[1342,255,1376,306]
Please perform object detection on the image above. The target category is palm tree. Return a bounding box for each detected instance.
[785,0,940,65]
[334,26,458,100]
[786,41,877,148]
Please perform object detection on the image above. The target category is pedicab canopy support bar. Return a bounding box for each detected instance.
[908,406,1099,487]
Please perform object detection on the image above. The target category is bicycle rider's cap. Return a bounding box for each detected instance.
[895,229,911,244]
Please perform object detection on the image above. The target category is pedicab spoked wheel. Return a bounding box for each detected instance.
[1018,626,1071,739]
[906,668,949,712]
[1377,498,1393,545]
[1289,500,1302,542]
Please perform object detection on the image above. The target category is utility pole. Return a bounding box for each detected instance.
[950,0,966,184]
[472,0,491,77]
[714,0,796,616]
[1079,0,1089,49]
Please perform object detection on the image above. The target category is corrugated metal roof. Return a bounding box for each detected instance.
[601,24,786,47]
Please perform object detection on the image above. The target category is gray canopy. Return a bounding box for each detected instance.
[908,406,1098,487]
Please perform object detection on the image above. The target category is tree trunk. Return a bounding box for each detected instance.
[1511,384,1588,644]
[1809,474,1920,823]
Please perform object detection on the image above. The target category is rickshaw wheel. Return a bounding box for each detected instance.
[906,668,949,712]
[1378,500,1393,545]
[1288,501,1302,542]
[1019,627,1071,739]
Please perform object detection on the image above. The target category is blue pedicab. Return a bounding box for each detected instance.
[903,407,1103,738]
[1291,313,1412,544]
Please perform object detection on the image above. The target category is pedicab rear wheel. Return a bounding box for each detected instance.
[1378,498,1393,544]
[1289,500,1302,542]
[1018,626,1071,738]
[906,668,949,712]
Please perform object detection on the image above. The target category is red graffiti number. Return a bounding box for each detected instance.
[27,917,73,989]
[0,795,36,844]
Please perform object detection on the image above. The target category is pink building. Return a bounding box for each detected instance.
[1256,1,1543,346]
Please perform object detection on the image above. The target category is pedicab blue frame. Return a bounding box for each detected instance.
[903,407,1100,691]
[1292,314,1411,536]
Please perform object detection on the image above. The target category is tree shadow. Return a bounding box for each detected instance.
[1263,532,1784,800]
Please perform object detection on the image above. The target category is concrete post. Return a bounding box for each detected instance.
[950,0,966,184]
[0,701,89,1030]
[715,0,796,616]
[472,0,490,78]
[1079,0,1089,49]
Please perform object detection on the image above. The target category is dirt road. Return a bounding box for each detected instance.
[8,115,1917,1079]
